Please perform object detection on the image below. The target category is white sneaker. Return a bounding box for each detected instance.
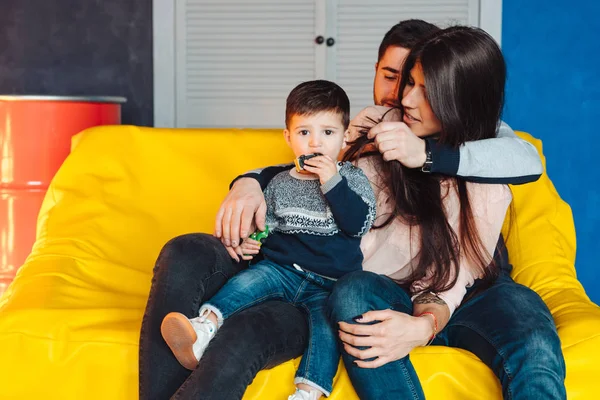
[160,309,217,370]
[288,388,320,400]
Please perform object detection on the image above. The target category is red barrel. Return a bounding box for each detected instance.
[0,95,126,295]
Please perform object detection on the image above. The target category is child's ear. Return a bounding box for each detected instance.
[343,129,350,148]
[283,129,292,146]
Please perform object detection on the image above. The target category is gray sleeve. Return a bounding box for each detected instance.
[456,121,543,184]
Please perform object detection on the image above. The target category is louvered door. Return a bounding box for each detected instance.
[330,0,479,117]
[175,0,322,128]
[171,0,482,128]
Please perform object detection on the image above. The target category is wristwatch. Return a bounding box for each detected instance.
[421,139,433,173]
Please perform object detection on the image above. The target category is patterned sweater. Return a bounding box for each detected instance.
[259,161,376,279]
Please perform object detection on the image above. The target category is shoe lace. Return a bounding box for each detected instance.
[191,308,216,335]
[198,307,211,321]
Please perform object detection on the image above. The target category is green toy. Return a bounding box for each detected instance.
[243,226,270,257]
[249,225,270,243]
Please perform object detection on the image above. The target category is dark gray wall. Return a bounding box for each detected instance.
[0,0,153,126]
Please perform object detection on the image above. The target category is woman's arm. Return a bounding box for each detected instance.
[338,309,432,368]
[412,293,451,342]
[337,293,450,368]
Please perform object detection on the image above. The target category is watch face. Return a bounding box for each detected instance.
[422,152,433,173]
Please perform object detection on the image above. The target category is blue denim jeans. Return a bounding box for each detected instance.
[206,259,338,396]
[328,271,566,400]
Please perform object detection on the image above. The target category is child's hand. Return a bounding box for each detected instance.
[303,155,338,184]
[224,245,241,262]
[224,243,256,262]
[240,238,261,260]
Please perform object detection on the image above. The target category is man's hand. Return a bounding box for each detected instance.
[368,121,427,168]
[215,178,266,248]
[303,155,338,184]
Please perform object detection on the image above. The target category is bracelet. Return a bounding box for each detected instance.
[418,312,438,346]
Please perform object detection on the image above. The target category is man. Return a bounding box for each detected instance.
[140,20,554,400]
[373,19,434,108]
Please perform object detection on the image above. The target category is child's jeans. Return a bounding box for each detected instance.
[204,259,338,396]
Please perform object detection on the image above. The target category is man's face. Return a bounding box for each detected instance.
[373,46,410,107]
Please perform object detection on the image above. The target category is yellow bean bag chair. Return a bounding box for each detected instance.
[0,126,598,399]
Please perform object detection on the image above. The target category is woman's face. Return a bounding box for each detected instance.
[400,62,442,137]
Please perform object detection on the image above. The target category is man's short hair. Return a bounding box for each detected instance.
[378,19,440,61]
[285,80,350,129]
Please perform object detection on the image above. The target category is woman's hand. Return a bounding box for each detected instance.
[368,122,427,168]
[303,155,338,184]
[215,178,266,250]
[343,106,403,158]
[338,309,433,368]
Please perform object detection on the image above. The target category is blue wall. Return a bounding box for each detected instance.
[502,1,600,303]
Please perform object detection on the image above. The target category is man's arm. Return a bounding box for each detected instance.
[229,164,293,190]
[216,164,291,251]
[352,107,543,185]
[429,121,543,184]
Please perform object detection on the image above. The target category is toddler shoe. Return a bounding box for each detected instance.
[160,308,217,369]
[288,388,320,400]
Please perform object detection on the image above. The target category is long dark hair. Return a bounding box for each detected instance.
[344,26,506,293]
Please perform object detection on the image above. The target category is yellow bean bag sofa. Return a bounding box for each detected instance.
[0,125,598,400]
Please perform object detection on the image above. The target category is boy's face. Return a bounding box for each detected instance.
[373,45,410,107]
[284,111,348,161]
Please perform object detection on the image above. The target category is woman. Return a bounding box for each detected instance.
[329,26,565,399]
[139,26,565,400]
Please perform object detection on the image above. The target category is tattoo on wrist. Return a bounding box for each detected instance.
[414,292,447,306]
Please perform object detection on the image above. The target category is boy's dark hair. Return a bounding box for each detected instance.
[285,80,350,129]
[377,19,439,61]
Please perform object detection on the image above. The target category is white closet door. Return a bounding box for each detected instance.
[175,0,321,128]
[331,0,480,117]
